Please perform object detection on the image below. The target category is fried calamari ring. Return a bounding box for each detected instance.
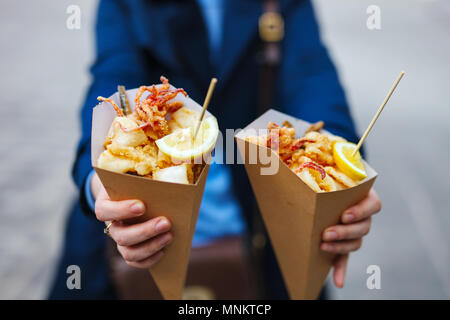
[296,162,326,180]
[297,169,322,192]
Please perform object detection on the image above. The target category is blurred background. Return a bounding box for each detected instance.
[0,0,449,299]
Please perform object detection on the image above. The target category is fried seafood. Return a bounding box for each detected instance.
[96,77,204,184]
[305,120,324,134]
[246,121,362,192]
[302,131,335,166]
[153,164,194,184]
[324,166,357,189]
[132,77,187,138]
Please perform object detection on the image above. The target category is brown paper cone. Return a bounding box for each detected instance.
[91,87,213,299]
[235,109,377,299]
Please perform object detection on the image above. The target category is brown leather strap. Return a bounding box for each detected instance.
[258,0,283,115]
[250,0,284,299]
[107,236,255,299]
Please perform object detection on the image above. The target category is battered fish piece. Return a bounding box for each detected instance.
[171,107,199,128]
[302,131,335,166]
[96,77,205,184]
[99,116,158,175]
[104,116,148,148]
[153,164,191,184]
[99,143,158,176]
[97,151,136,174]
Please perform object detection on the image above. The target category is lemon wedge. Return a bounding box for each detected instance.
[333,142,367,181]
[155,116,219,161]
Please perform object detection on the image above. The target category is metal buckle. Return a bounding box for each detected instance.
[259,12,284,43]
[183,286,215,300]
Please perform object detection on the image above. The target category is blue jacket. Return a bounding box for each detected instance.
[50,0,358,299]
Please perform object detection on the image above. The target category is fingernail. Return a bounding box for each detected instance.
[324,230,338,241]
[159,233,172,246]
[321,243,333,251]
[130,201,145,214]
[156,218,170,233]
[343,211,355,223]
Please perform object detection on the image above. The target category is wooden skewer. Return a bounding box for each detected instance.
[194,78,218,139]
[352,71,405,157]
[118,85,132,115]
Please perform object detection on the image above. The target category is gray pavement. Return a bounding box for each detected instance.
[315,0,450,299]
[0,0,449,299]
[0,0,96,299]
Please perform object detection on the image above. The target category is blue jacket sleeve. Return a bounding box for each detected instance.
[72,0,149,193]
[278,0,359,144]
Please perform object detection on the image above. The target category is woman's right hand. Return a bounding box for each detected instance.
[91,173,173,268]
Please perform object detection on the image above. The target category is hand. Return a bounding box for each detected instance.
[320,189,382,288]
[91,173,173,268]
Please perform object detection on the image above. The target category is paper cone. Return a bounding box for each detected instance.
[91,87,213,299]
[235,109,377,299]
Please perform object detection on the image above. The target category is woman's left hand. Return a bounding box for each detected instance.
[320,188,382,288]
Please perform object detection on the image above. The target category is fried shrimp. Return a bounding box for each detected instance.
[302,131,335,166]
[246,121,360,192]
[305,121,324,134]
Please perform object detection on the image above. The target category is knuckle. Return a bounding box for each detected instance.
[94,202,105,221]
[144,220,159,239]
[114,203,129,218]
[338,227,348,239]
[121,249,134,262]
[355,209,364,220]
[117,244,133,262]
[121,201,135,214]
[116,244,125,257]
[146,240,161,257]
[142,225,156,241]
[113,232,126,246]
[151,217,161,228]
[155,233,172,250]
